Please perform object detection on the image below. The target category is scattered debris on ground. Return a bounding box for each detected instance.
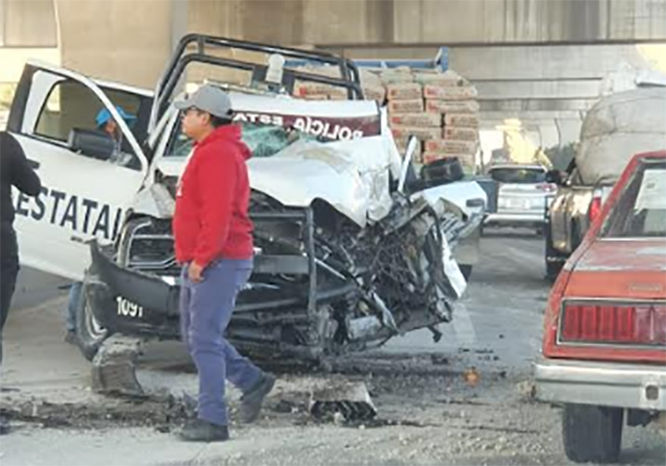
[309,381,377,421]
[516,379,537,400]
[463,367,480,387]
[91,335,144,397]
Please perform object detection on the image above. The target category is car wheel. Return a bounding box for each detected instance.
[459,264,473,281]
[75,282,111,361]
[570,219,583,252]
[562,403,623,464]
[544,222,564,282]
[546,261,563,282]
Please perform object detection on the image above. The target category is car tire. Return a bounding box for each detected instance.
[562,403,623,464]
[545,261,563,282]
[459,264,473,281]
[544,221,564,282]
[570,219,583,252]
[75,281,112,361]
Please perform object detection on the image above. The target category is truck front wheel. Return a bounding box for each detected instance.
[75,282,112,361]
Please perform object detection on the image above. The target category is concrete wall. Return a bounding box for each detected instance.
[183,0,666,150]
[0,48,60,83]
[3,0,666,146]
[0,1,59,80]
[326,40,666,148]
[451,43,664,108]
[1,0,57,47]
[0,0,59,129]
[54,0,174,89]
[188,0,666,46]
[5,0,665,89]
[456,43,665,144]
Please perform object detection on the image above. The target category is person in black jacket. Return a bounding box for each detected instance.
[0,131,40,435]
[0,131,41,361]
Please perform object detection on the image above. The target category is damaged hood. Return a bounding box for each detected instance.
[151,135,401,227]
[145,94,399,226]
[249,136,401,227]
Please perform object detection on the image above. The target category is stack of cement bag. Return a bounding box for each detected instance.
[293,66,349,100]
[380,68,434,163]
[359,69,387,103]
[291,65,480,173]
[378,68,480,171]
[293,66,386,103]
[420,70,479,172]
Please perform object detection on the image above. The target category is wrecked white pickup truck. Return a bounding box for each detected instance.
[8,35,486,365]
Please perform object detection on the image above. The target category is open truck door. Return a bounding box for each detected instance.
[5,61,153,281]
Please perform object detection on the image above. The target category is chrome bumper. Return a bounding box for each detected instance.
[534,359,666,411]
[485,212,544,225]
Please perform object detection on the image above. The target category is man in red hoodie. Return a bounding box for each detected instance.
[173,84,275,442]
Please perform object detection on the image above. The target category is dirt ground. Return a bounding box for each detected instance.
[1,232,664,466]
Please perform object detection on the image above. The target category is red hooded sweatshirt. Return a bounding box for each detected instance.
[173,124,254,267]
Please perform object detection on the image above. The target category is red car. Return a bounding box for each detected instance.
[536,150,666,463]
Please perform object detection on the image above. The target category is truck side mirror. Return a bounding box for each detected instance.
[68,128,115,161]
[545,169,563,185]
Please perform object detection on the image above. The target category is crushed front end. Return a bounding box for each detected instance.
[85,190,467,364]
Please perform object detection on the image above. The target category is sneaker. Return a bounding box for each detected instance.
[178,419,229,442]
[64,330,77,345]
[239,373,275,423]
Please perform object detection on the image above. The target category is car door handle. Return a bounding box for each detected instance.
[27,159,40,169]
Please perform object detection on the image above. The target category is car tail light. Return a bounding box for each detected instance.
[588,195,602,222]
[560,302,666,346]
[537,182,557,193]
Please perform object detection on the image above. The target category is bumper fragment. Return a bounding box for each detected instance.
[485,212,544,225]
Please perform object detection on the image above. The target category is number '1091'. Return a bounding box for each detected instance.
[116,297,144,318]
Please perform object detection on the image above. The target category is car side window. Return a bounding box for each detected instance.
[34,79,142,170]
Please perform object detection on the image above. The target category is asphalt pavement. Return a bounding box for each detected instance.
[1,230,664,466]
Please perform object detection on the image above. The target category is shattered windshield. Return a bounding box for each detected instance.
[168,121,321,158]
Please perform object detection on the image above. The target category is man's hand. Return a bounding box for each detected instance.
[188,262,205,283]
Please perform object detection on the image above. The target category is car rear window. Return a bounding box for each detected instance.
[489,167,546,184]
[601,160,666,238]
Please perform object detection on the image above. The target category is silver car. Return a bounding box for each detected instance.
[483,164,556,232]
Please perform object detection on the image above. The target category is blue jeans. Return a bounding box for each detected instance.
[180,259,261,426]
[65,281,83,332]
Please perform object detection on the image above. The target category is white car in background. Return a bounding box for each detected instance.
[483,164,556,234]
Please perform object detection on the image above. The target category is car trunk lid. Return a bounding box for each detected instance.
[566,240,666,300]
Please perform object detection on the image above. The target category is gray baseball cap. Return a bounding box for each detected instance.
[174,84,233,119]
